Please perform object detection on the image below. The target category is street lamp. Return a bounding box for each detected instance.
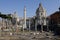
[41,19,43,32]
[35,19,37,32]
[29,18,30,32]
[35,16,37,32]
[46,18,49,32]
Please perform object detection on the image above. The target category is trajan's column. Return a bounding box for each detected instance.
[23,6,26,29]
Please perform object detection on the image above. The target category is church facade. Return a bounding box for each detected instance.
[36,3,46,27]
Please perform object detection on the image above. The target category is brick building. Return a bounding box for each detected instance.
[48,8,60,35]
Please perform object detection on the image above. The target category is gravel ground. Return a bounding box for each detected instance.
[0,32,60,40]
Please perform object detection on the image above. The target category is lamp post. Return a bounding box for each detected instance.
[29,18,30,32]
[59,7,60,11]
[15,18,18,32]
[23,24,24,32]
[35,20,37,32]
[22,19,24,33]
[41,20,43,32]
[46,18,49,32]
[35,17,37,32]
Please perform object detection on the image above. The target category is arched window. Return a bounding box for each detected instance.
[41,13,43,15]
